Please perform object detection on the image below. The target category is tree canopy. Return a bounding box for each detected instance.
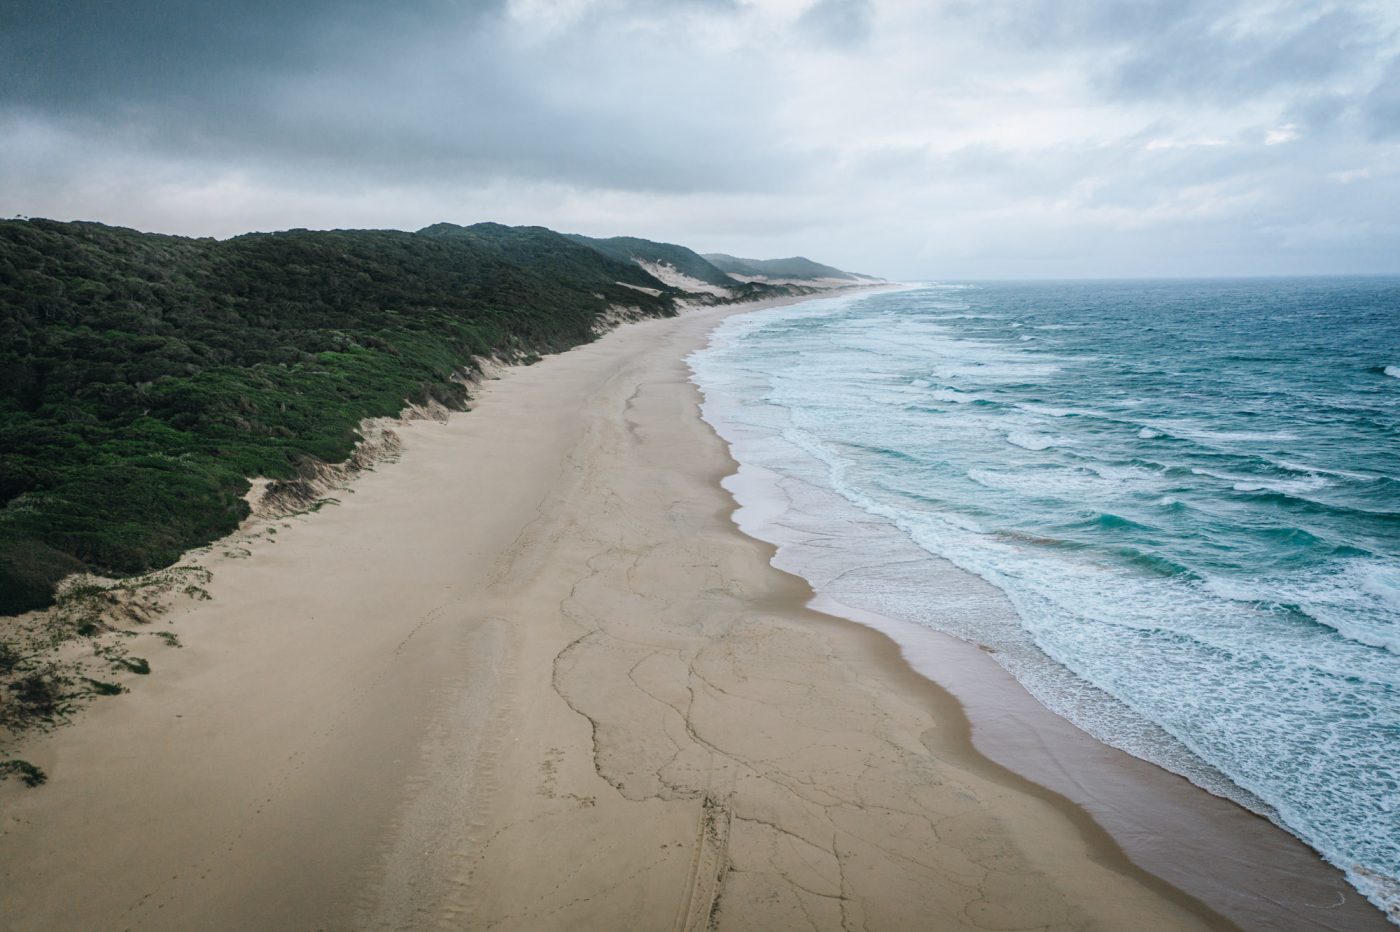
[0,219,684,614]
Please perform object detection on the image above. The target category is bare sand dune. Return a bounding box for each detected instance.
[4,298,1233,930]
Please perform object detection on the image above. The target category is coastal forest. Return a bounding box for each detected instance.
[0,219,786,615]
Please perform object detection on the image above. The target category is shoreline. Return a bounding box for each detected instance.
[691,294,1391,930]
[0,292,1366,929]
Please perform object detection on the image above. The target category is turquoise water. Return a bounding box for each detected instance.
[690,279,1400,917]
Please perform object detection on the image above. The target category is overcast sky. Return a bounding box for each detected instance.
[3,0,1399,278]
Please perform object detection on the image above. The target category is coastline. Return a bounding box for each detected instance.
[693,289,1396,930]
[0,292,1340,929]
[711,453,1390,931]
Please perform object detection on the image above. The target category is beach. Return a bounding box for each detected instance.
[0,296,1377,930]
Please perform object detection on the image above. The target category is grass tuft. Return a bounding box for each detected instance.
[0,759,48,787]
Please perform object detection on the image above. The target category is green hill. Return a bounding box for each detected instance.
[702,253,876,282]
[0,219,679,614]
[0,219,873,615]
[565,234,739,289]
[421,223,677,292]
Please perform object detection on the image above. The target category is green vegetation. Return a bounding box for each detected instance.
[566,234,760,291]
[701,253,876,282]
[1,564,208,737]
[0,758,47,787]
[0,219,682,614]
[1,656,72,733]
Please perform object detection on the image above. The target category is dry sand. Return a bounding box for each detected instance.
[0,297,1344,930]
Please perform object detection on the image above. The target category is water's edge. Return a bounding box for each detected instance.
[686,291,1395,929]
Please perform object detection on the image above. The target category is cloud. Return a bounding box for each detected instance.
[1361,56,1400,139]
[796,0,874,48]
[0,0,437,107]
[0,0,785,193]
[950,0,1394,103]
[2,0,1399,277]
[1103,5,1381,102]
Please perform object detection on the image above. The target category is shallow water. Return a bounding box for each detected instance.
[690,278,1400,917]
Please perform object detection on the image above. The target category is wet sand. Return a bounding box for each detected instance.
[0,296,1370,930]
[718,454,1392,931]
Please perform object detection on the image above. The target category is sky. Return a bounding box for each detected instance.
[3,0,1399,279]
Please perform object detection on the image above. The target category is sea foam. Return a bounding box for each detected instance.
[691,277,1400,918]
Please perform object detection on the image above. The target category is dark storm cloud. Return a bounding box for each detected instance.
[3,0,1398,276]
[0,0,785,193]
[0,0,478,107]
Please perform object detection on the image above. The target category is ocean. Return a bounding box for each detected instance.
[689,278,1400,917]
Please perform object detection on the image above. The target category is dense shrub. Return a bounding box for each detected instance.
[0,219,679,614]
